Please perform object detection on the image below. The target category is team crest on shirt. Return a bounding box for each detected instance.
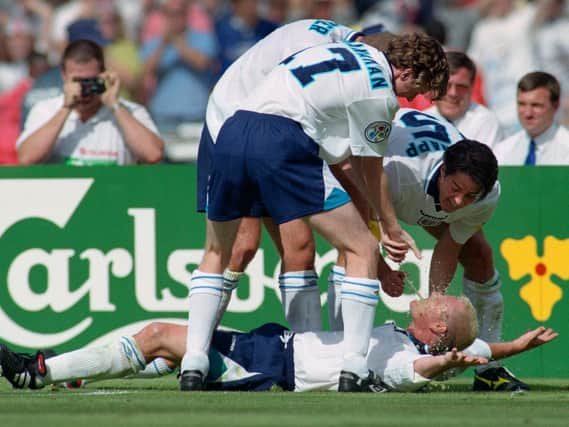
[365,121,391,144]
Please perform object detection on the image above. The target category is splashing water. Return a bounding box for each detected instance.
[404,275,425,300]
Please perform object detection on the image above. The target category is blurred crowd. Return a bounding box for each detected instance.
[1,0,569,165]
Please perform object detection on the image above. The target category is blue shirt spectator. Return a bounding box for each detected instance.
[140,0,217,133]
[215,0,278,74]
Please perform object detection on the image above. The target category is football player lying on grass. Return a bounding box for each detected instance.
[0,294,557,392]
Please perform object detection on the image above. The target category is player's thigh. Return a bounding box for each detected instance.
[307,202,376,256]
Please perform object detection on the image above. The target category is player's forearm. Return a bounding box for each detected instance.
[377,164,400,233]
[18,106,71,165]
[112,106,164,163]
[356,156,384,220]
[429,234,461,294]
[487,341,518,360]
[413,355,453,379]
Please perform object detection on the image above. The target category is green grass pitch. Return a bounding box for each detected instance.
[1,376,569,427]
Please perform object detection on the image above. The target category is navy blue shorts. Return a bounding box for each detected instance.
[196,123,213,213]
[207,110,329,224]
[207,323,295,391]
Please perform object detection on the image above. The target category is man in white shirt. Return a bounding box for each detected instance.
[184,33,449,392]
[494,71,569,165]
[17,39,164,165]
[0,294,556,393]
[425,51,504,149]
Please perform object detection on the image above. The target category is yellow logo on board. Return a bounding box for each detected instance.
[501,236,569,321]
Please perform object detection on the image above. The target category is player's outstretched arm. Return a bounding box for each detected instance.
[413,348,488,379]
[487,326,558,360]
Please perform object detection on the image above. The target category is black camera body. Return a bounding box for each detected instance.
[79,77,106,97]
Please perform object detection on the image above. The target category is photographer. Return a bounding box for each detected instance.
[17,39,164,165]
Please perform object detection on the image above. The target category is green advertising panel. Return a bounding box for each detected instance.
[0,166,567,378]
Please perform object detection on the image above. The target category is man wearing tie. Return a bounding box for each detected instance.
[494,72,569,165]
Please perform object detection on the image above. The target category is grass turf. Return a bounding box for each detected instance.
[1,377,569,427]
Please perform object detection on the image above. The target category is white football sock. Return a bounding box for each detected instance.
[463,270,503,372]
[340,276,379,377]
[279,270,322,332]
[213,270,243,327]
[327,265,345,331]
[181,270,223,376]
[41,336,145,386]
[131,357,175,378]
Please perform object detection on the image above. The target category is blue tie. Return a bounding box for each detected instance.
[524,139,536,166]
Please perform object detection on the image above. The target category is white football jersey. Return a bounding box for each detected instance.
[293,322,492,392]
[239,41,399,164]
[207,19,360,142]
[384,108,500,244]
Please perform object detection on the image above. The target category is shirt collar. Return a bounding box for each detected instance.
[530,122,559,146]
[394,326,430,355]
[425,161,443,212]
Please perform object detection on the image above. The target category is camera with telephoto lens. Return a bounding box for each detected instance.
[79,77,106,97]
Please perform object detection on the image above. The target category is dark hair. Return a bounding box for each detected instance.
[383,32,449,100]
[446,51,476,84]
[62,39,105,72]
[518,71,560,104]
[443,140,498,200]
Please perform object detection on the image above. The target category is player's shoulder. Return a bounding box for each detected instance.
[27,94,64,117]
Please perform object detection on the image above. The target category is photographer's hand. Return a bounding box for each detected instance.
[62,77,81,109]
[100,71,121,108]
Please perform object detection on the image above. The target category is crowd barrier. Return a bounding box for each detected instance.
[0,165,567,377]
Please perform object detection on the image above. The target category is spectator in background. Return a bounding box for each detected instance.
[0,17,34,93]
[17,39,164,165]
[215,0,278,74]
[494,71,569,166]
[97,4,143,101]
[0,52,50,165]
[141,0,218,134]
[533,0,569,126]
[467,0,539,136]
[426,51,504,149]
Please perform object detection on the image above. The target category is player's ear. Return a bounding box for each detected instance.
[401,69,413,81]
[430,321,448,335]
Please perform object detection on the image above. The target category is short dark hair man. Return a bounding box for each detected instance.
[17,39,164,165]
[494,71,569,165]
[426,51,504,149]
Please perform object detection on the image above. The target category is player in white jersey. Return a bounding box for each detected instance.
[197,20,398,337]
[185,33,449,392]
[328,109,529,391]
[0,294,556,393]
